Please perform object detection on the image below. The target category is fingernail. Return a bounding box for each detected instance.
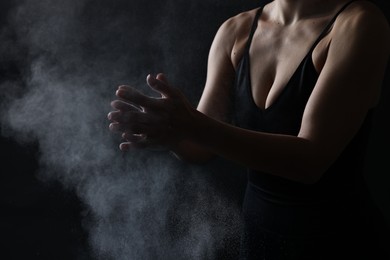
[116,89,125,97]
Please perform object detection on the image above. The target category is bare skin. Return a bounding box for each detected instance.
[108,0,390,184]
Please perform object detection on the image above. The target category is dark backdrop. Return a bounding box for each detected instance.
[0,1,388,259]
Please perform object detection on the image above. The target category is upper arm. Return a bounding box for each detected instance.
[196,16,238,122]
[170,16,239,162]
[298,3,390,172]
[171,12,255,163]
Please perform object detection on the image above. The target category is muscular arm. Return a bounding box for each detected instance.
[110,4,389,183]
[171,13,244,163]
[172,4,390,183]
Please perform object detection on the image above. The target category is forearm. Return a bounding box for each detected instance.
[170,139,216,164]
[182,109,324,184]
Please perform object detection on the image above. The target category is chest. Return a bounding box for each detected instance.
[232,20,332,110]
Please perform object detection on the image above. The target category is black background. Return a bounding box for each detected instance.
[0,1,389,259]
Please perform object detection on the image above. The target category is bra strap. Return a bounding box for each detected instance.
[243,7,264,53]
[308,0,357,54]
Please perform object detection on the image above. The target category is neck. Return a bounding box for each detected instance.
[270,0,347,25]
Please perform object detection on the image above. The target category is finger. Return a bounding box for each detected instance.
[120,140,148,151]
[107,110,125,122]
[119,142,141,151]
[108,108,143,122]
[107,111,119,121]
[156,73,169,85]
[146,74,177,98]
[116,85,153,108]
[109,121,147,133]
[122,132,145,142]
[120,132,169,151]
[111,100,140,111]
[109,122,120,132]
[119,142,131,151]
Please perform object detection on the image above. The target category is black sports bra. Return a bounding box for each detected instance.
[233,0,374,204]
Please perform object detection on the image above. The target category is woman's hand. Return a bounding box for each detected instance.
[107,73,194,151]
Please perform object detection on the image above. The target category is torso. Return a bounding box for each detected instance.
[230,1,355,110]
[227,0,390,212]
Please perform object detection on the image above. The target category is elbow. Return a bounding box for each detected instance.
[295,156,334,185]
[255,158,329,185]
[299,170,324,185]
[286,168,326,185]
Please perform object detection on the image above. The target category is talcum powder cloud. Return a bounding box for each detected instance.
[0,0,248,259]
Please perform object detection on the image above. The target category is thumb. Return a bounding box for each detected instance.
[156,73,169,85]
[146,74,176,98]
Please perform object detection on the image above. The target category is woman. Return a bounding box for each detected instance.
[108,0,390,258]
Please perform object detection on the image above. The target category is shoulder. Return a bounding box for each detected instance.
[336,1,389,29]
[321,1,390,108]
[332,1,390,54]
[209,7,261,62]
[222,8,259,29]
[216,7,260,42]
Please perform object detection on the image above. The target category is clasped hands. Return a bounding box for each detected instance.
[107,73,192,151]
